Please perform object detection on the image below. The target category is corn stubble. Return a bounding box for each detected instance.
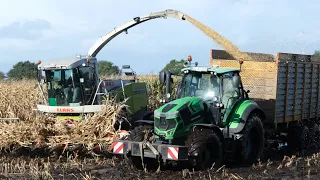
[0,76,180,156]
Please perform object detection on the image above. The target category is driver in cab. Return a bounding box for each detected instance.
[63,75,80,104]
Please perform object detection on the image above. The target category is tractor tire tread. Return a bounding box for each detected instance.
[240,112,264,165]
[186,127,223,170]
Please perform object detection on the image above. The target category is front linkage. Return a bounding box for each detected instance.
[112,139,188,163]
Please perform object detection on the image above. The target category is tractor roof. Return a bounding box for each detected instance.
[181,66,240,74]
[38,57,97,70]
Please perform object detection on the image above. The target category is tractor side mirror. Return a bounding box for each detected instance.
[232,74,240,89]
[159,71,166,85]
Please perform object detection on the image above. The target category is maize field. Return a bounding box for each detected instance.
[0,77,320,179]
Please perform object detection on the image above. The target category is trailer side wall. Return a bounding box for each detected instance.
[210,49,320,127]
[275,53,320,123]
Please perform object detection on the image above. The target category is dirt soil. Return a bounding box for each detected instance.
[1,147,320,180]
[2,158,318,180]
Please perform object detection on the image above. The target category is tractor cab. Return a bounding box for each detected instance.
[160,56,247,112]
[177,66,245,111]
[155,56,248,140]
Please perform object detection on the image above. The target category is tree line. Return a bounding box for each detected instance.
[0,60,121,80]
[1,50,320,80]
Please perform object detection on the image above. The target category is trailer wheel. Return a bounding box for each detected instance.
[239,112,264,165]
[186,128,223,170]
[125,125,157,170]
[317,124,320,149]
[309,123,320,149]
[287,125,309,155]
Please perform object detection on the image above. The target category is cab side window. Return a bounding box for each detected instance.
[221,72,240,109]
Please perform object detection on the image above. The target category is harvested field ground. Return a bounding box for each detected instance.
[1,149,320,180]
[0,79,319,179]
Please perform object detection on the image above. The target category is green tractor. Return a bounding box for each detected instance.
[112,56,265,169]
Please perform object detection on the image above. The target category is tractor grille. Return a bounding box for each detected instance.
[155,117,177,130]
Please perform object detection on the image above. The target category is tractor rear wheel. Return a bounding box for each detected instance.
[239,113,264,165]
[186,127,223,170]
[125,125,157,170]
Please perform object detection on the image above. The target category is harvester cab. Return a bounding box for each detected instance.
[37,57,100,108]
[112,56,265,170]
[35,57,150,129]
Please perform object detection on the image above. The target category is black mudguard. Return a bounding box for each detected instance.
[192,124,224,144]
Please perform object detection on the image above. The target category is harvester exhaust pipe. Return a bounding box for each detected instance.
[165,71,172,102]
[159,71,172,103]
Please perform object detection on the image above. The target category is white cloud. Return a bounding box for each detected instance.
[0,0,319,74]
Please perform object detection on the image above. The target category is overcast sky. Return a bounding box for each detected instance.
[0,0,319,74]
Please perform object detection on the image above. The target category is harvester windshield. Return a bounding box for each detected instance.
[178,72,220,101]
[45,69,82,106]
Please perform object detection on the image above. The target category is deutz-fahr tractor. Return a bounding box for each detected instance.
[35,56,152,129]
[112,56,265,169]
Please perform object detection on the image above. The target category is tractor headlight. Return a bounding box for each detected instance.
[154,110,179,119]
[164,111,179,119]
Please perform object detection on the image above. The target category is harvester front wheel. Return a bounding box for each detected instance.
[186,128,223,170]
[239,112,264,165]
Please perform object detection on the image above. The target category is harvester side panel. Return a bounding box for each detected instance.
[123,82,148,115]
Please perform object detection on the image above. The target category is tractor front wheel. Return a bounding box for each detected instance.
[239,112,264,165]
[186,128,223,170]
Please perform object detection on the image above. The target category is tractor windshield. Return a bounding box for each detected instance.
[45,69,82,106]
[178,72,220,101]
